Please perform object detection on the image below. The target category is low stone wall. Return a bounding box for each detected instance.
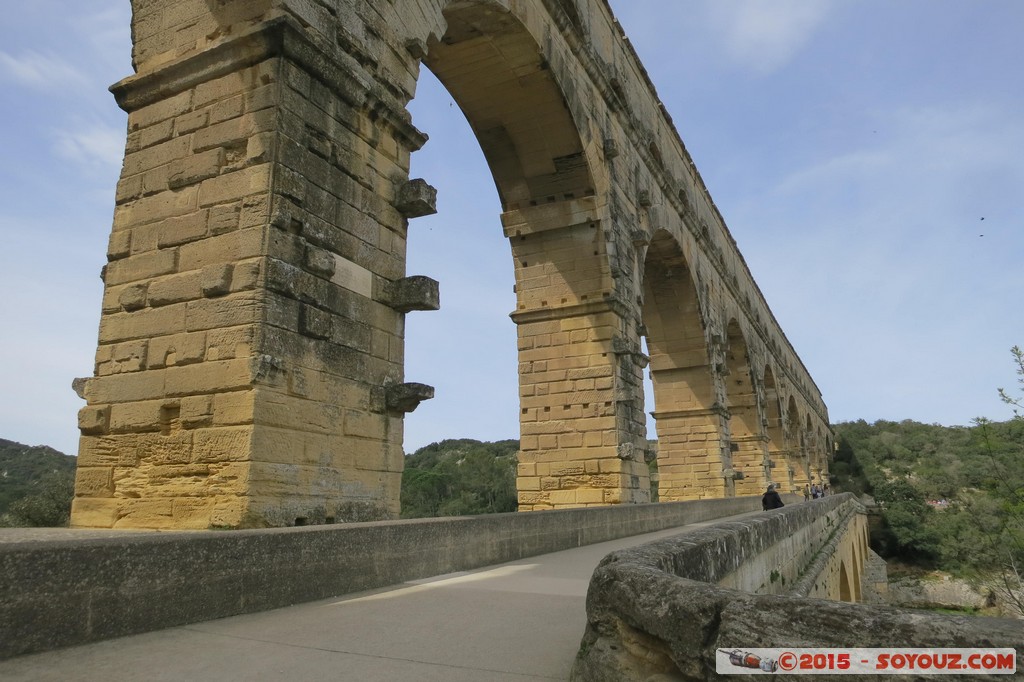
[571,494,1024,681]
[0,496,758,659]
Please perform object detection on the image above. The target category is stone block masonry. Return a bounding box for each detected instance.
[73,1,833,528]
[73,13,442,528]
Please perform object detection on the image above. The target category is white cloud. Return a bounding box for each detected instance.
[0,50,88,91]
[710,1,833,73]
[53,124,125,171]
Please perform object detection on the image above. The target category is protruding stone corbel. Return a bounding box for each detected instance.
[382,276,440,313]
[72,377,89,400]
[385,382,434,414]
[405,38,428,60]
[722,468,745,480]
[396,179,437,218]
[637,189,652,208]
[612,336,650,368]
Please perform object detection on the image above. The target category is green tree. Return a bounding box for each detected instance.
[872,478,940,562]
[998,345,1024,418]
[0,470,75,527]
[400,439,518,518]
[0,439,76,515]
[830,437,869,496]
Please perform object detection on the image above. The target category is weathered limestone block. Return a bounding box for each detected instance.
[71,377,89,399]
[381,276,440,313]
[299,305,333,340]
[395,179,437,218]
[304,245,336,278]
[118,283,148,311]
[77,406,111,435]
[148,272,200,307]
[384,382,434,414]
[200,263,233,297]
[107,231,131,260]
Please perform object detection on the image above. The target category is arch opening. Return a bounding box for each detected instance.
[401,66,519,513]
[405,0,646,511]
[839,561,853,602]
[641,231,724,500]
[763,366,788,491]
[724,320,766,495]
[786,396,811,494]
[423,1,595,210]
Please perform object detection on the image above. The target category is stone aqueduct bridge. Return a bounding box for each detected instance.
[71,0,832,530]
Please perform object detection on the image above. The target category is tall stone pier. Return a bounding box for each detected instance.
[72,0,831,529]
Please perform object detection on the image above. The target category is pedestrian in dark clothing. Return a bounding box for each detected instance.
[762,483,784,511]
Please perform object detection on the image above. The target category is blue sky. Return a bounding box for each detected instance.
[0,2,1021,457]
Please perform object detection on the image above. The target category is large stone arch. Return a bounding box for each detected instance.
[785,395,810,493]
[423,2,596,209]
[851,539,863,602]
[70,0,832,528]
[408,1,652,510]
[807,415,823,486]
[839,561,853,602]
[762,365,787,490]
[641,230,720,500]
[723,319,768,495]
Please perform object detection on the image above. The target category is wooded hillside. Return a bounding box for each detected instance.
[0,439,75,514]
[831,418,1023,613]
[400,438,519,518]
[0,439,76,527]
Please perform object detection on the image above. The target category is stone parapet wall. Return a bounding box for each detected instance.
[571,494,1022,681]
[718,494,857,596]
[0,496,757,660]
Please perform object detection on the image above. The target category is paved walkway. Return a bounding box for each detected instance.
[0,510,759,682]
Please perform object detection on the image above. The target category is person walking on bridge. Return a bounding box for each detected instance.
[762,483,784,511]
